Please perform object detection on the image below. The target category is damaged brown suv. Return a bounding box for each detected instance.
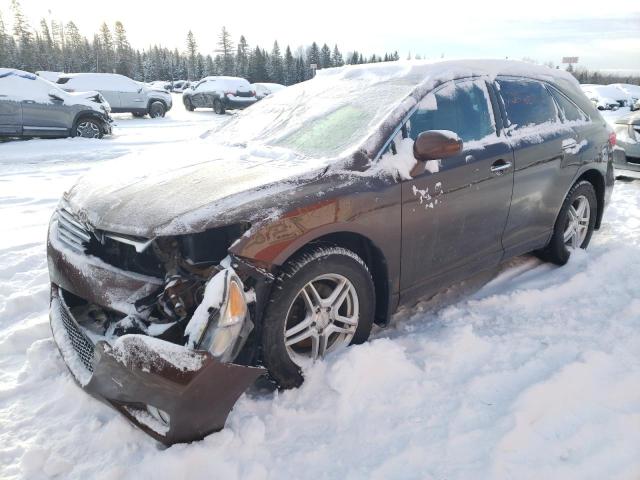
[48,60,615,444]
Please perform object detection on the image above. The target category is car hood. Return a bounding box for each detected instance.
[63,141,331,238]
[616,112,640,126]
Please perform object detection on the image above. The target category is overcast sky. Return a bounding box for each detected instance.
[2,0,639,72]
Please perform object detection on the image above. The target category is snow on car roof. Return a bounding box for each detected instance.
[0,68,37,80]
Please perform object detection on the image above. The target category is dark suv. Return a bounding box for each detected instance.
[47,60,614,444]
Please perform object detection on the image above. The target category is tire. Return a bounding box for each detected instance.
[213,98,225,115]
[184,98,195,112]
[73,117,104,139]
[149,101,166,118]
[261,246,375,389]
[538,180,597,265]
[132,112,146,118]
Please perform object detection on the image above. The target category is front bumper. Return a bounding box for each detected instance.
[47,218,266,444]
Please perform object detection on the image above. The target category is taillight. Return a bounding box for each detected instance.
[609,131,616,146]
[251,91,256,97]
[225,91,235,96]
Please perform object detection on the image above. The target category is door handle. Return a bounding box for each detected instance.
[490,160,512,174]
[22,100,36,104]
[562,138,578,151]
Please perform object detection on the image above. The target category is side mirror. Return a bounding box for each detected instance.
[49,90,64,102]
[137,87,143,93]
[413,130,463,161]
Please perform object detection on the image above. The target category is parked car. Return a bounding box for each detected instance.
[171,80,190,93]
[149,80,172,92]
[580,84,629,110]
[48,60,614,444]
[56,73,172,118]
[0,68,112,139]
[183,76,257,114]
[610,83,640,111]
[36,70,63,82]
[252,82,286,100]
[612,112,640,178]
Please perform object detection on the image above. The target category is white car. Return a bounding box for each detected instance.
[148,80,172,92]
[172,80,191,93]
[56,73,172,118]
[251,82,286,100]
[580,84,630,110]
[610,83,640,111]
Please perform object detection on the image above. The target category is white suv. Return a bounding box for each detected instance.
[57,73,172,118]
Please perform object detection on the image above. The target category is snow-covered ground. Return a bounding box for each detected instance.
[1,97,639,479]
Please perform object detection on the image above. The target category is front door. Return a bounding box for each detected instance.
[398,78,515,301]
[0,96,22,135]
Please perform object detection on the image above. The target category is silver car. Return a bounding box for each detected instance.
[0,68,112,139]
[613,112,640,178]
[57,73,172,118]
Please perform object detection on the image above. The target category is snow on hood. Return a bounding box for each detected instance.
[63,140,330,237]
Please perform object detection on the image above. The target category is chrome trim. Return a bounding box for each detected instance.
[103,232,154,253]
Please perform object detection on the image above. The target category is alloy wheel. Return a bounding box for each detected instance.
[76,121,101,139]
[283,273,359,367]
[563,194,591,248]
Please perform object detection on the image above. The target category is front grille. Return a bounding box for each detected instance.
[58,290,96,372]
[57,208,91,252]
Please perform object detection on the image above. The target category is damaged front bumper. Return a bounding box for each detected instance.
[50,287,265,445]
[47,216,267,445]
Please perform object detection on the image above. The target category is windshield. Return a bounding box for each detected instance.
[212,72,419,158]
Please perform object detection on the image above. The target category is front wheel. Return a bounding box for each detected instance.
[149,101,166,118]
[538,180,597,265]
[73,118,104,139]
[184,98,195,111]
[261,246,375,389]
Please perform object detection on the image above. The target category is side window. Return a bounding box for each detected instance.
[548,88,588,123]
[496,78,559,129]
[407,80,496,143]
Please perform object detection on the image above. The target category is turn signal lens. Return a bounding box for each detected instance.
[609,131,617,147]
[227,280,247,321]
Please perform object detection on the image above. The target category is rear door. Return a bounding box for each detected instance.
[399,78,515,300]
[496,76,580,257]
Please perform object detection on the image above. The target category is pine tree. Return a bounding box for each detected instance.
[319,43,331,69]
[98,22,114,72]
[186,30,197,80]
[0,11,9,67]
[114,21,132,76]
[65,21,83,72]
[331,45,343,67]
[308,42,320,69]
[235,35,249,78]
[268,41,284,83]
[11,0,35,70]
[217,26,234,75]
[283,45,295,85]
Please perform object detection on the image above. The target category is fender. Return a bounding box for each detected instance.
[72,110,109,128]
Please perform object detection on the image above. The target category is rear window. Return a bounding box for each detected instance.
[548,88,588,123]
[56,77,71,85]
[497,78,559,129]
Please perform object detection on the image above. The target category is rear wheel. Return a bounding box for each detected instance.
[73,118,103,139]
[261,246,375,389]
[538,180,597,265]
[149,101,166,118]
[213,98,225,115]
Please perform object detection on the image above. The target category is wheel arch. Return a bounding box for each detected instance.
[276,231,392,326]
[147,97,168,113]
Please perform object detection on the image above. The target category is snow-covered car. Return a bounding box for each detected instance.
[48,60,614,444]
[183,76,257,114]
[610,83,640,111]
[0,68,112,139]
[149,80,172,92]
[36,70,63,82]
[581,84,629,110]
[612,112,640,177]
[252,82,286,100]
[171,80,190,93]
[56,73,172,118]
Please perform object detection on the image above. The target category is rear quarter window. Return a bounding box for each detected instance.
[548,87,588,123]
[497,78,559,129]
